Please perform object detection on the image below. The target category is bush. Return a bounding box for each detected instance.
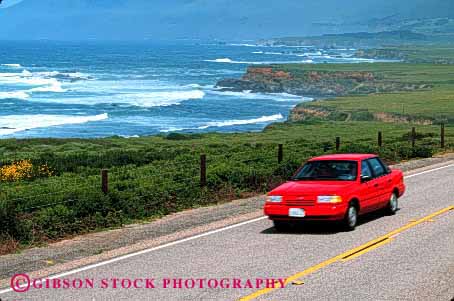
[0,160,53,182]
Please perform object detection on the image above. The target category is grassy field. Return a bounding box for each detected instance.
[2,55,454,253]
[356,46,454,64]
[289,62,454,123]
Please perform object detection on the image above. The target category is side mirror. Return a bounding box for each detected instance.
[361,175,372,183]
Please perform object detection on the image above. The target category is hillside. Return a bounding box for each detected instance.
[257,18,454,48]
[257,30,430,48]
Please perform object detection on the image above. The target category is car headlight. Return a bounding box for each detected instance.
[317,195,343,204]
[266,196,283,203]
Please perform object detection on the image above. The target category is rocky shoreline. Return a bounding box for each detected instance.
[216,66,428,98]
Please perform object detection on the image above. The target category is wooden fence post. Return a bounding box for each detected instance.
[411,127,416,148]
[378,131,383,147]
[200,154,207,188]
[278,144,283,164]
[101,169,109,194]
[441,123,445,148]
[335,137,340,151]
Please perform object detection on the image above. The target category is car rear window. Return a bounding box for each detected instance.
[292,160,358,181]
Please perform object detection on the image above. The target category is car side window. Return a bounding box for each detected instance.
[377,157,391,174]
[367,158,386,178]
[361,161,373,178]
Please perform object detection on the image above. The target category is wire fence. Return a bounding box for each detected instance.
[0,123,451,215]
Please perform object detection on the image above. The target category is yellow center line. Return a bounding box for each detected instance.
[238,206,454,301]
[341,237,393,262]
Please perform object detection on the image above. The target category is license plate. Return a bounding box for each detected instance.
[289,208,305,218]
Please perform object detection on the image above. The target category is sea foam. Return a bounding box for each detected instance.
[197,114,284,129]
[160,113,285,133]
[0,113,108,136]
[205,58,314,65]
[1,64,22,68]
[0,91,30,100]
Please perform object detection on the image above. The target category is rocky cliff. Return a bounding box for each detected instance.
[216,66,427,98]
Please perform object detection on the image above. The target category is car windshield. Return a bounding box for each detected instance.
[292,160,358,181]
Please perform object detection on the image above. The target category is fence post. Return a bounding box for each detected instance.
[441,123,445,148]
[335,137,340,151]
[200,154,207,188]
[378,131,383,147]
[278,144,283,164]
[101,169,109,194]
[411,127,416,148]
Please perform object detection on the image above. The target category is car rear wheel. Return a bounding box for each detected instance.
[385,192,398,215]
[343,204,358,231]
[273,220,292,232]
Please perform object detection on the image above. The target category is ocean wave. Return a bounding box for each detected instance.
[0,91,30,100]
[198,114,284,129]
[0,69,90,96]
[0,69,89,85]
[208,90,310,102]
[205,58,234,63]
[0,113,108,136]
[228,43,258,47]
[1,64,22,68]
[28,81,67,93]
[129,90,205,107]
[296,51,323,57]
[229,43,313,48]
[204,58,314,65]
[32,71,91,81]
[160,113,285,133]
[30,90,206,107]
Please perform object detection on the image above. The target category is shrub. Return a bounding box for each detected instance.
[0,160,53,182]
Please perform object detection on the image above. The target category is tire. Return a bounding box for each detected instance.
[273,220,292,232]
[385,192,398,215]
[343,204,358,231]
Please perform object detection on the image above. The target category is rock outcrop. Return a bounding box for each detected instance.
[216,66,426,98]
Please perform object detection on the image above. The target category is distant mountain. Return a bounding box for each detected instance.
[258,17,454,48]
[1,0,454,40]
[258,30,432,48]
[355,17,454,37]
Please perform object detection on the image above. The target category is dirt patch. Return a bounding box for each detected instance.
[373,112,433,125]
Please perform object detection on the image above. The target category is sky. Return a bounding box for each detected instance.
[1,0,453,41]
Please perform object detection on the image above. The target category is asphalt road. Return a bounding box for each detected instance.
[1,164,453,301]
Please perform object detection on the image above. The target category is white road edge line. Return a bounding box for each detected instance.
[0,216,267,295]
[404,163,454,178]
[1,162,453,295]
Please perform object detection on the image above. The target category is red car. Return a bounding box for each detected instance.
[264,154,405,231]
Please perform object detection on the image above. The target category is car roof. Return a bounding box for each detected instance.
[309,154,377,161]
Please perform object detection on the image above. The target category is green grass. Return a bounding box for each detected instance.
[287,62,454,123]
[357,46,454,64]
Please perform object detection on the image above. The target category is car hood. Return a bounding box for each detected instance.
[270,181,356,196]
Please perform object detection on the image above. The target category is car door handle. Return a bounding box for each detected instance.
[374,184,379,187]
[387,179,392,183]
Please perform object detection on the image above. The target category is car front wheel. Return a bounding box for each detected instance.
[343,204,358,231]
[385,192,398,215]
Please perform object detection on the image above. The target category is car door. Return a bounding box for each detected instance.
[366,158,388,208]
[359,160,376,213]
[377,157,394,203]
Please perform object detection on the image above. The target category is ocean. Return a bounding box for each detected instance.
[0,41,378,138]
